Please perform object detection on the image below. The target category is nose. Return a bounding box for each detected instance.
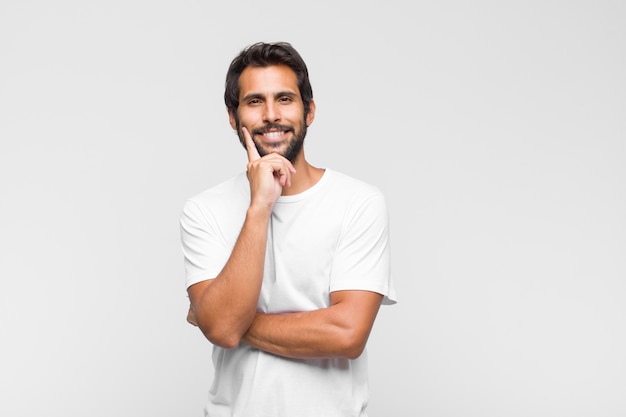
[263,101,280,123]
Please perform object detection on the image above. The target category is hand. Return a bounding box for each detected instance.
[242,127,296,211]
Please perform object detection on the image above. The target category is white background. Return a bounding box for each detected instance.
[1,1,625,416]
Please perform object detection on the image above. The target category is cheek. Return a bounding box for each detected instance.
[238,109,264,126]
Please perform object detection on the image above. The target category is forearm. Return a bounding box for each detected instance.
[190,206,270,347]
[242,308,354,359]
[242,291,383,360]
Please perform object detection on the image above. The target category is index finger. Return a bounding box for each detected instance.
[242,127,261,162]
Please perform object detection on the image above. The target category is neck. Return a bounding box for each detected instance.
[282,151,324,196]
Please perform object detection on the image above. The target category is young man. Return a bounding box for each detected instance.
[181,41,397,417]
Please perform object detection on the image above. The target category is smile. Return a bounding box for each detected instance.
[262,131,285,138]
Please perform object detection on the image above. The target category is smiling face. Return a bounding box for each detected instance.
[229,64,315,164]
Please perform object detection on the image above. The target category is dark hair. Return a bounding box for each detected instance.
[224,42,314,117]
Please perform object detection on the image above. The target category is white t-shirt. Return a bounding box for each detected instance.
[181,168,396,417]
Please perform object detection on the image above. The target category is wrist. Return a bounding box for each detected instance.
[247,203,273,219]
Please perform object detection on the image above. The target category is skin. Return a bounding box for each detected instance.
[186,65,383,359]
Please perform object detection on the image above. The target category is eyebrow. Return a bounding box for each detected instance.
[241,90,299,102]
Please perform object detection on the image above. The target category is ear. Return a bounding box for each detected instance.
[305,99,316,126]
[228,109,237,130]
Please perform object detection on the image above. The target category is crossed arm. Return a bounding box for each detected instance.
[188,279,382,360]
[185,201,383,359]
[241,290,382,360]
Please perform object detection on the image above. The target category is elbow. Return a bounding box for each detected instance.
[197,321,244,349]
[343,343,366,360]
[192,306,248,349]
[337,330,368,360]
[201,327,242,349]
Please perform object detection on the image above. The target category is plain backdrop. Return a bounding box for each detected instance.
[1,1,625,416]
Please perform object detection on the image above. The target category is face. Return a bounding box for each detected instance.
[229,65,315,164]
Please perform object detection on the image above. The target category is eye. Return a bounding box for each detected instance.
[248,98,262,105]
[278,96,293,103]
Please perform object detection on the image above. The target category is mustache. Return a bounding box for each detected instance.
[251,123,293,135]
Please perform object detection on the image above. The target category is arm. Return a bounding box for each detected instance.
[187,127,295,348]
[242,290,383,360]
[187,205,270,348]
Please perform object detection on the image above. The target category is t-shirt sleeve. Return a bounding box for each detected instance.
[330,192,397,305]
[180,199,231,289]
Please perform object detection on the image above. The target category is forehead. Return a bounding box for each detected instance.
[238,65,300,98]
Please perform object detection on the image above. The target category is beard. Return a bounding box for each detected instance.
[236,119,307,164]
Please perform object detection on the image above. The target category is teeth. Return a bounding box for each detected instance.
[263,131,284,138]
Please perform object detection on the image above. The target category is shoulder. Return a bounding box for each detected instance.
[324,169,386,202]
[317,169,389,226]
[182,172,249,220]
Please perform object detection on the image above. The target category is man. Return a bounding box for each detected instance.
[181,41,396,417]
